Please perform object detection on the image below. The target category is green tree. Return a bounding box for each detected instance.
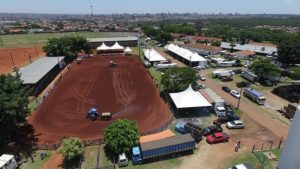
[277,35,300,66]
[161,67,197,92]
[104,119,140,155]
[0,74,30,151]
[249,58,280,79]
[211,41,221,47]
[43,36,91,63]
[58,137,84,160]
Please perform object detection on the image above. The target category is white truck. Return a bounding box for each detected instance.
[243,88,266,105]
[156,63,177,70]
[215,106,226,117]
[241,71,257,83]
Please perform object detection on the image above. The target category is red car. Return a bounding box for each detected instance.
[206,132,229,144]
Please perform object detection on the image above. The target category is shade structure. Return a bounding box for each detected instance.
[96,43,110,51]
[169,85,212,109]
[143,49,167,62]
[111,41,124,50]
[124,47,132,53]
[165,44,206,62]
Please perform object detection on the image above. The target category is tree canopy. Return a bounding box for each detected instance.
[277,35,300,66]
[249,57,280,79]
[43,36,91,62]
[161,67,197,92]
[58,137,84,160]
[0,74,32,153]
[104,119,140,155]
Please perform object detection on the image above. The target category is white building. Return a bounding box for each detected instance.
[165,44,208,67]
[278,106,300,169]
[0,154,18,169]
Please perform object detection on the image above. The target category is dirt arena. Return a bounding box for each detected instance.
[29,55,172,144]
[0,46,44,74]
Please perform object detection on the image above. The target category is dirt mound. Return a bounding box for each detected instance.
[29,56,172,144]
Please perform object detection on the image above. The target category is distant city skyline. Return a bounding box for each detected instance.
[1,0,300,15]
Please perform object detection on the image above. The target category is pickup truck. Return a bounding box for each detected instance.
[202,125,223,136]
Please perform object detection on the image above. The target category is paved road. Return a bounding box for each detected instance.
[201,77,289,139]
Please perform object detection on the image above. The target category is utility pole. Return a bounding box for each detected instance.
[9,50,15,67]
[34,34,39,58]
[236,87,243,109]
[90,4,94,17]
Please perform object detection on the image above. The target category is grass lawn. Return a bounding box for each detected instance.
[99,145,114,167]
[148,67,164,91]
[81,145,99,169]
[123,157,182,169]
[0,32,135,48]
[224,152,262,169]
[20,150,53,169]
[287,66,300,80]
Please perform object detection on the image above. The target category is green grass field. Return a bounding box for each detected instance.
[0,32,135,48]
[20,150,53,169]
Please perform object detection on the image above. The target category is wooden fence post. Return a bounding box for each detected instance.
[261,143,264,151]
[270,141,273,150]
[252,144,256,153]
[278,136,283,149]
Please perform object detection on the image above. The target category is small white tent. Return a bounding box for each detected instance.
[124,47,132,53]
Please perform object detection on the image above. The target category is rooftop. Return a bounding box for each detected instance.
[141,134,194,152]
[140,130,175,143]
[87,37,138,43]
[185,43,222,51]
[165,44,207,62]
[169,85,212,109]
[18,56,64,84]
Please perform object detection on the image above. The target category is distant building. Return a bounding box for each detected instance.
[184,36,222,43]
[184,43,222,56]
[18,57,65,96]
[221,42,277,56]
[230,50,256,60]
[88,37,138,49]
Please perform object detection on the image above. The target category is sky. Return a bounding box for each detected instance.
[1,0,300,15]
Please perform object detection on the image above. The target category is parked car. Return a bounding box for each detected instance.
[226,120,245,129]
[202,125,223,136]
[230,90,241,98]
[232,69,243,74]
[118,153,128,167]
[213,114,240,124]
[225,105,234,116]
[206,132,229,144]
[222,86,231,93]
[194,66,203,70]
[199,75,206,81]
[192,82,206,90]
[236,81,250,88]
[229,163,254,169]
[220,76,233,82]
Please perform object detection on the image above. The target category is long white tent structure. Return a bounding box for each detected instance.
[221,42,277,55]
[165,44,207,67]
[169,85,212,109]
[143,49,167,62]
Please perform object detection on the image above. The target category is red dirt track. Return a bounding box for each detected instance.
[29,56,172,144]
[0,47,44,74]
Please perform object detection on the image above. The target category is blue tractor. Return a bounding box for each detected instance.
[86,108,99,121]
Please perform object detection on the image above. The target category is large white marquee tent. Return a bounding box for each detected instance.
[143,49,167,62]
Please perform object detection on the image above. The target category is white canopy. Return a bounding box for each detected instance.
[97,43,110,51]
[169,85,212,109]
[124,47,132,52]
[143,49,167,62]
[165,44,207,62]
[111,41,124,50]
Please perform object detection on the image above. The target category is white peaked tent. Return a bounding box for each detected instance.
[111,41,124,50]
[124,47,132,53]
[97,43,110,51]
[143,49,167,62]
[169,85,212,109]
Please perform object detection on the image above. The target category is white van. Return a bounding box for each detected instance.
[118,153,128,167]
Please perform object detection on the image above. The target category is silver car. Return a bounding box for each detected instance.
[226,120,245,129]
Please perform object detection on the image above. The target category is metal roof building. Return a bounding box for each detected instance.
[19,56,65,84]
[88,37,138,48]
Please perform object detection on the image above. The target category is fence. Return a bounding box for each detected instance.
[140,115,174,136]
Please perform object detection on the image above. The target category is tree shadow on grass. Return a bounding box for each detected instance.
[60,156,81,169]
[0,123,38,162]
